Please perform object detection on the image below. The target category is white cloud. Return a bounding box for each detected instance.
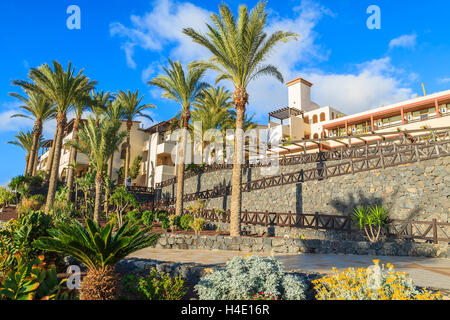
[438,78,450,84]
[0,101,34,132]
[110,0,211,69]
[110,0,418,122]
[389,33,417,50]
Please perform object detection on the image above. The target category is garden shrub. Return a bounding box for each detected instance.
[352,204,389,242]
[155,211,170,229]
[169,215,181,231]
[16,194,45,215]
[0,187,15,210]
[195,255,307,300]
[190,218,206,235]
[122,268,186,300]
[0,211,62,276]
[180,214,194,231]
[127,209,142,223]
[141,211,154,226]
[312,260,442,300]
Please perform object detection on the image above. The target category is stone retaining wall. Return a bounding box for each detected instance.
[160,156,450,222]
[154,233,450,258]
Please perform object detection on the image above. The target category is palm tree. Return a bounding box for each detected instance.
[7,131,37,174]
[90,90,111,125]
[148,59,208,216]
[12,61,97,213]
[183,1,298,236]
[115,90,155,183]
[66,117,126,223]
[35,218,160,300]
[105,99,125,179]
[9,90,55,176]
[65,95,89,202]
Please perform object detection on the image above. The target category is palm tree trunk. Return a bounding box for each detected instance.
[124,121,132,182]
[66,117,80,202]
[46,128,59,177]
[28,120,42,176]
[24,153,30,175]
[32,139,40,176]
[175,111,190,216]
[230,87,248,237]
[45,113,66,213]
[94,171,103,224]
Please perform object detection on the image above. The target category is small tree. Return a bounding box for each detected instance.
[108,186,139,227]
[352,205,389,242]
[128,155,142,180]
[0,187,15,211]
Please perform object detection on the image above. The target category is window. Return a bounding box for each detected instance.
[304,116,309,124]
[331,112,335,120]
[320,112,325,122]
[313,133,318,139]
[312,114,318,124]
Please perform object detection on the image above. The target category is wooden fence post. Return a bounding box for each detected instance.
[432,219,438,244]
[315,212,319,230]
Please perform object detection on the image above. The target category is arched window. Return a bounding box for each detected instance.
[312,114,318,124]
[320,112,325,122]
[120,143,127,160]
[304,116,309,124]
[313,133,319,139]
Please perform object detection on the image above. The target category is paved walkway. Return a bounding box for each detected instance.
[130,248,450,290]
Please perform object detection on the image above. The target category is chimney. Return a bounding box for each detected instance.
[286,77,317,112]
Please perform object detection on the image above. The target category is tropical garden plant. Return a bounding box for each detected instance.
[7,130,39,175]
[12,61,96,213]
[352,204,390,242]
[66,117,127,223]
[108,186,139,228]
[9,90,55,176]
[183,1,298,235]
[34,218,160,300]
[115,90,155,181]
[148,60,208,216]
[0,187,15,211]
[312,260,442,300]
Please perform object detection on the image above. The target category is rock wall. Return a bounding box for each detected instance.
[160,156,450,222]
[153,233,449,258]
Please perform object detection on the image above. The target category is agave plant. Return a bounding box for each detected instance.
[351,205,389,242]
[35,218,160,300]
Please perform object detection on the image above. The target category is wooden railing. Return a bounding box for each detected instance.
[150,207,450,244]
[155,128,450,188]
[150,139,450,206]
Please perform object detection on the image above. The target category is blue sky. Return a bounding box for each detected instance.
[1,0,449,185]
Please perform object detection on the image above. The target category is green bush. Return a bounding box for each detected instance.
[0,211,62,276]
[122,268,186,300]
[127,209,142,223]
[0,187,15,209]
[195,255,307,300]
[0,254,73,300]
[180,214,194,231]
[141,211,154,226]
[169,215,181,231]
[155,210,169,229]
[190,218,206,235]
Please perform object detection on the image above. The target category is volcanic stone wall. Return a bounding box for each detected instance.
[159,155,450,222]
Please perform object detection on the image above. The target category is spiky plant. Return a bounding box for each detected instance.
[12,61,97,213]
[66,117,126,223]
[148,59,208,216]
[183,1,298,236]
[35,218,160,300]
[9,90,55,176]
[115,90,155,181]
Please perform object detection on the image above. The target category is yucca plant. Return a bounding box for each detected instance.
[35,218,160,300]
[351,205,389,242]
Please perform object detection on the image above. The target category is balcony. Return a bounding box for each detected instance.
[157,141,175,155]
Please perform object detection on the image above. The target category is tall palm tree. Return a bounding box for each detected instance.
[7,131,37,174]
[183,1,298,236]
[115,90,155,183]
[105,99,125,180]
[66,117,126,223]
[65,95,89,202]
[90,90,111,125]
[148,59,208,216]
[12,61,97,213]
[9,90,55,176]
